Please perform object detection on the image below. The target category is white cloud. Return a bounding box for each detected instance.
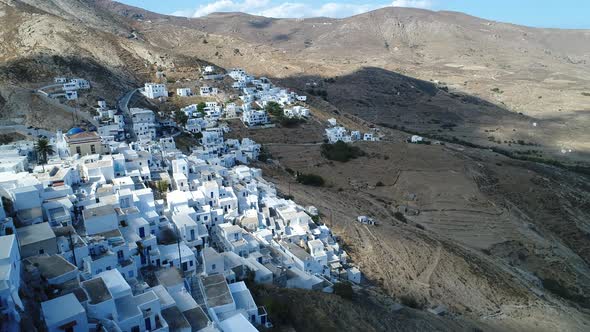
[182,0,272,17]
[391,0,432,9]
[259,2,383,18]
[177,0,433,18]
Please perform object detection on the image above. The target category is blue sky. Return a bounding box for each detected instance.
[119,0,590,29]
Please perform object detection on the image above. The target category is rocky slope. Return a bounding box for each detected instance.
[1,1,590,330]
[97,1,590,164]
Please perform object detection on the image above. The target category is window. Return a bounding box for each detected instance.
[145,318,151,331]
[211,263,216,270]
[128,271,134,278]
[75,146,81,155]
[90,144,96,154]
[190,261,193,266]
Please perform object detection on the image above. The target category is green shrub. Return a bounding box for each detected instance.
[296,173,325,187]
[333,282,354,300]
[321,141,365,162]
[264,101,283,117]
[400,295,422,309]
[280,117,304,128]
[394,212,407,223]
[258,147,272,162]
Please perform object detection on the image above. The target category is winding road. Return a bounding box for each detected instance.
[117,88,140,142]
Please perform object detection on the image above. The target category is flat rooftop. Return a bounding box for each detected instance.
[41,293,85,327]
[182,307,210,332]
[16,222,55,246]
[201,274,233,308]
[82,277,112,305]
[83,204,116,220]
[26,255,76,280]
[162,306,191,332]
[283,241,311,261]
[155,267,183,288]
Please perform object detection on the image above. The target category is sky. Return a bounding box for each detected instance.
[119,0,590,29]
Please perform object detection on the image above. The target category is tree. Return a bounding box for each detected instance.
[333,282,354,300]
[197,102,207,116]
[320,141,365,162]
[156,180,169,201]
[296,173,325,187]
[35,138,55,172]
[174,110,188,127]
[264,101,283,117]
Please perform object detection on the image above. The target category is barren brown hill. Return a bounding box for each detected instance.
[1,1,590,331]
[97,2,590,164]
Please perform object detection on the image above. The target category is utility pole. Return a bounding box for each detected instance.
[175,223,183,277]
[69,230,77,267]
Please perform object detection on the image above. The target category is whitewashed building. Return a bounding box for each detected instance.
[143,83,167,99]
[176,88,192,97]
[130,108,157,140]
[241,110,268,127]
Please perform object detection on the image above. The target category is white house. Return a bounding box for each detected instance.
[202,247,224,275]
[130,108,157,141]
[176,88,192,97]
[144,83,167,99]
[241,110,268,127]
[411,135,424,143]
[284,106,309,119]
[200,86,218,96]
[41,293,88,332]
[325,126,349,143]
[0,234,23,325]
[63,79,90,91]
[82,204,118,235]
[363,133,375,141]
[347,266,361,284]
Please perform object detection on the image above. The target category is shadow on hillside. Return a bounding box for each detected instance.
[0,54,139,89]
[274,66,590,168]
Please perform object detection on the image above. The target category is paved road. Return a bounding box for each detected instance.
[37,83,62,91]
[117,88,140,142]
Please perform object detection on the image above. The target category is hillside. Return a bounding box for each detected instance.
[1,1,590,331]
[97,2,590,164]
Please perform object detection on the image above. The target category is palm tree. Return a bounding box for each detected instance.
[35,138,55,172]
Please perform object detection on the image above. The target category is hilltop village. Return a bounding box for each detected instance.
[0,67,367,332]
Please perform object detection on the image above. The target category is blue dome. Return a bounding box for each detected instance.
[67,127,85,136]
